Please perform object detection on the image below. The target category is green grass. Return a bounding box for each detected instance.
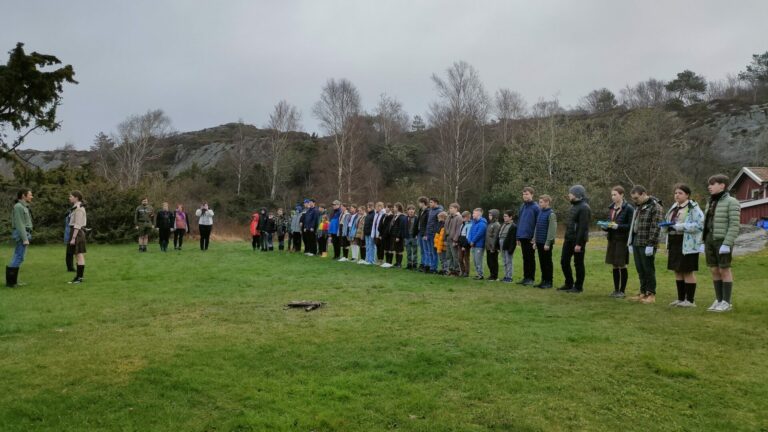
[1,240,767,431]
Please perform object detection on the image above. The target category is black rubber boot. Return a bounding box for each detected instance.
[6,266,17,288]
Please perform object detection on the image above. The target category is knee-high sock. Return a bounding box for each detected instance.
[714,280,723,302]
[685,283,696,303]
[76,265,84,279]
[676,280,685,302]
[386,252,393,264]
[395,253,403,267]
[612,269,620,291]
[722,281,733,303]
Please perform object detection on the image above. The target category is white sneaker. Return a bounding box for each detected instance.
[338,257,348,262]
[706,300,721,311]
[715,301,732,312]
[357,259,366,264]
[678,300,696,308]
[306,253,315,257]
[380,263,392,268]
[669,300,682,307]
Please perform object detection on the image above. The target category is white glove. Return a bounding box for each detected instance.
[719,245,731,255]
[645,246,654,256]
[698,244,705,254]
[673,223,685,231]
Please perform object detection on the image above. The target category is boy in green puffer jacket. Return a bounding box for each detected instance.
[703,174,741,313]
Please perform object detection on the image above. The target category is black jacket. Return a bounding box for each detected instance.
[605,201,634,242]
[501,221,518,253]
[363,210,375,236]
[388,214,407,239]
[155,210,175,231]
[564,200,591,246]
[416,207,428,237]
[380,213,393,238]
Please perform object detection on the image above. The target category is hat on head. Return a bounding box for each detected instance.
[569,185,587,201]
[332,200,341,206]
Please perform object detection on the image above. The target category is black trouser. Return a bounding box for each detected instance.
[331,234,341,259]
[561,241,586,289]
[376,237,385,261]
[65,233,74,271]
[519,239,536,280]
[292,232,302,252]
[304,230,317,254]
[199,225,212,250]
[173,229,186,249]
[486,250,499,279]
[633,245,656,294]
[251,235,260,250]
[158,228,171,250]
[536,242,553,283]
[318,235,328,254]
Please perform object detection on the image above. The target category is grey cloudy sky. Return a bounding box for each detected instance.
[4,0,768,150]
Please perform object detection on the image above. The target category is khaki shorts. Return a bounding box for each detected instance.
[138,224,153,237]
[705,237,732,269]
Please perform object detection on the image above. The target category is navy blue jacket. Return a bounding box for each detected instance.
[517,201,540,239]
[303,207,319,232]
[426,205,444,237]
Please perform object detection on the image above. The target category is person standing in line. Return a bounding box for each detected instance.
[67,191,87,284]
[6,189,33,288]
[468,208,488,280]
[604,187,634,298]
[663,184,704,308]
[257,208,269,251]
[559,186,591,294]
[275,208,289,252]
[155,202,175,252]
[380,204,395,266]
[445,203,463,276]
[415,196,429,272]
[317,207,329,257]
[195,202,214,251]
[387,203,407,268]
[134,197,154,252]
[370,202,385,264]
[355,206,367,263]
[434,212,448,274]
[290,204,303,253]
[250,211,261,251]
[405,205,419,270]
[329,200,342,260]
[627,186,664,304]
[458,211,472,277]
[425,198,444,274]
[173,204,190,251]
[485,209,501,281]
[303,199,319,256]
[516,187,540,285]
[266,210,277,251]
[363,202,377,265]
[64,201,75,272]
[342,204,357,262]
[702,174,741,312]
[499,210,518,283]
[533,195,557,289]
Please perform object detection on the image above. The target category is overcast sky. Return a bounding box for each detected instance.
[4,0,768,150]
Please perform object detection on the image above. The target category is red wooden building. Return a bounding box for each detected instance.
[729,167,768,224]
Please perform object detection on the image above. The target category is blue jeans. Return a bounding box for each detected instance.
[365,235,376,263]
[418,236,427,266]
[405,238,418,266]
[425,234,436,269]
[10,229,29,267]
[472,247,485,277]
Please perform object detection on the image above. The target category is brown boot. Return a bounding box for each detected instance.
[641,294,656,304]
[628,292,646,302]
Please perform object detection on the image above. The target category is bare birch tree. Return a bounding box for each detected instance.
[90,131,115,180]
[493,88,527,148]
[113,109,172,188]
[265,100,301,200]
[226,120,258,196]
[313,78,361,200]
[373,93,410,148]
[428,61,489,202]
[531,98,564,181]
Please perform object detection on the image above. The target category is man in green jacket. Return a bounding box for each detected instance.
[134,198,154,252]
[703,174,741,312]
[7,189,33,287]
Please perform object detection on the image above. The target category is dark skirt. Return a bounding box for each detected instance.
[667,234,699,272]
[68,229,87,254]
[605,237,629,266]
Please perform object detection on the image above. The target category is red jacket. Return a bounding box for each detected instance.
[250,214,260,236]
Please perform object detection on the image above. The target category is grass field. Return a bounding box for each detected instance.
[1,239,766,431]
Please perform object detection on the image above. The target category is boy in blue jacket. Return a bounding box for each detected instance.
[517,187,541,285]
[469,208,488,280]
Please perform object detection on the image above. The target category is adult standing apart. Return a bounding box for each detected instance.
[173,204,190,251]
[196,202,214,251]
[67,191,87,284]
[663,184,704,308]
[425,198,444,274]
[516,187,540,286]
[627,186,664,304]
[415,196,429,271]
[134,197,154,252]
[559,186,591,293]
[702,174,740,312]
[155,202,175,252]
[6,189,33,288]
[64,201,75,272]
[604,186,634,298]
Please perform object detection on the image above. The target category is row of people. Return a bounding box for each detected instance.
[280,175,740,312]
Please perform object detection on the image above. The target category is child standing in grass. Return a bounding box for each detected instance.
[458,211,472,277]
[434,212,448,275]
[469,208,488,280]
[405,205,419,270]
[266,211,277,251]
[534,195,557,289]
[249,212,260,251]
[663,184,704,308]
[485,209,501,281]
[499,210,517,283]
[356,206,367,263]
[318,213,329,257]
[703,174,741,312]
